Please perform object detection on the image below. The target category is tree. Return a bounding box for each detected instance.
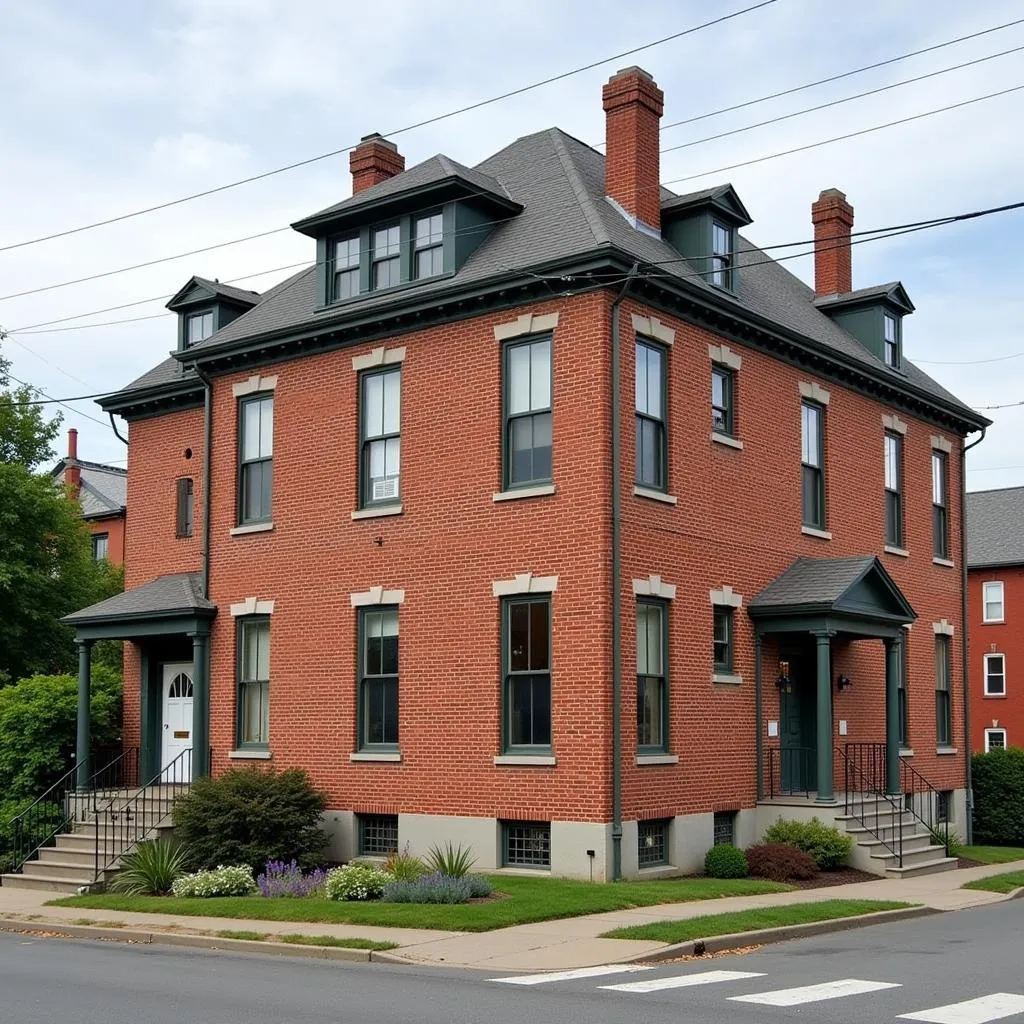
[0,350,60,469]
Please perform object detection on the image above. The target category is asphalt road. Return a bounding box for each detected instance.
[2,900,1023,1024]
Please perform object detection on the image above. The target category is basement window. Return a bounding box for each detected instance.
[638,819,670,868]
[358,814,399,856]
[502,821,550,869]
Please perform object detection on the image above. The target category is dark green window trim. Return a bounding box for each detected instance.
[932,449,949,559]
[502,595,552,752]
[237,394,273,526]
[502,335,553,490]
[898,629,909,747]
[186,309,214,347]
[635,338,667,490]
[801,400,825,529]
[638,818,670,867]
[710,220,734,290]
[358,813,398,856]
[91,533,109,561]
[502,820,551,869]
[711,364,734,436]
[884,431,903,546]
[236,616,270,749]
[884,312,901,369]
[713,606,733,673]
[935,633,952,747]
[413,210,444,280]
[175,477,194,539]
[359,366,401,508]
[358,606,399,750]
[636,599,668,753]
[331,234,361,301]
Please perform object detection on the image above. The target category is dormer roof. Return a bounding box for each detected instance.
[660,183,752,226]
[166,276,261,312]
[814,281,915,315]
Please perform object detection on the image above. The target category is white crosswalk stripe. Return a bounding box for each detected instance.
[601,969,766,993]
[898,993,1024,1024]
[728,978,902,1006]
[488,964,652,985]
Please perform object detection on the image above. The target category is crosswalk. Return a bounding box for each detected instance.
[488,964,1024,1023]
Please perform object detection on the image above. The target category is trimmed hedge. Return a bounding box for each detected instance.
[704,843,749,878]
[972,748,1024,846]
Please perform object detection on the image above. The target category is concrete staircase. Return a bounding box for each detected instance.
[837,795,958,878]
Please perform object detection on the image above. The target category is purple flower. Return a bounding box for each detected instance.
[256,859,327,898]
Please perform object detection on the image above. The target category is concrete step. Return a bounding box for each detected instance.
[857,832,936,857]
[836,810,916,831]
[885,856,960,878]
[0,872,92,894]
[872,843,952,869]
[29,848,98,869]
[21,857,117,882]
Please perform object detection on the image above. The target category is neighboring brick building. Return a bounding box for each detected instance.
[51,428,127,564]
[967,486,1024,753]
[63,67,987,879]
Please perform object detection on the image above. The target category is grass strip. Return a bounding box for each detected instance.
[957,846,1024,865]
[277,934,398,950]
[600,899,912,943]
[215,929,267,941]
[962,870,1024,894]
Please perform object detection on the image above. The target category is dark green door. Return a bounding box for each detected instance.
[779,646,818,793]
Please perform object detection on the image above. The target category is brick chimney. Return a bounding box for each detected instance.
[64,428,81,497]
[811,188,855,296]
[349,133,405,195]
[602,66,665,232]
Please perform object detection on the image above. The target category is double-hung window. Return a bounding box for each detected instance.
[635,340,666,489]
[237,618,270,747]
[884,432,903,546]
[801,401,825,529]
[984,653,1006,697]
[711,365,734,436]
[636,602,666,751]
[175,477,194,539]
[935,634,952,747]
[371,224,401,290]
[414,212,443,279]
[983,581,1004,622]
[91,533,109,561]
[360,368,401,505]
[359,608,399,748]
[985,728,1007,752]
[504,597,551,750]
[713,606,733,673]
[187,310,214,346]
[932,450,949,559]
[884,313,900,368]
[238,394,273,524]
[711,222,732,288]
[504,337,552,488]
[334,236,361,300]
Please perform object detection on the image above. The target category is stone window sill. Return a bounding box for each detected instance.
[349,751,402,762]
[230,521,274,537]
[637,864,678,879]
[228,749,271,760]
[492,483,556,502]
[983,692,1007,699]
[633,486,678,505]
[933,557,955,568]
[712,672,743,686]
[884,545,910,558]
[936,746,959,756]
[636,753,679,766]
[710,432,743,450]
[802,526,833,541]
[899,748,914,757]
[982,619,1005,625]
[351,504,403,520]
[494,754,556,766]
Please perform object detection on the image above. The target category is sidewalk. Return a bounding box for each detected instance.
[0,861,1017,972]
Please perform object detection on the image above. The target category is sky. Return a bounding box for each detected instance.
[0,0,1021,491]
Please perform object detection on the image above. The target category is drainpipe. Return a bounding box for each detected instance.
[611,266,638,881]
[961,425,986,843]
[108,413,128,446]
[193,365,214,600]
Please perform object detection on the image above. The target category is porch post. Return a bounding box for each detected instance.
[814,631,834,802]
[191,632,211,779]
[75,640,93,791]
[884,635,902,796]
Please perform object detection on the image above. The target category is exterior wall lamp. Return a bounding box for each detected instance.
[836,674,852,692]
[776,660,793,694]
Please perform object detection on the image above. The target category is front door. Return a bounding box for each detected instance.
[779,645,818,793]
[162,663,194,782]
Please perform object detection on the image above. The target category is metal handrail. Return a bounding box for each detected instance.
[765,746,814,799]
[840,746,904,866]
[900,755,951,858]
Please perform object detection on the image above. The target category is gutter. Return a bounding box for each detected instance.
[610,265,638,881]
[193,365,214,600]
[961,425,987,843]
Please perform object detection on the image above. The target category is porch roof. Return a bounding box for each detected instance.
[748,555,915,635]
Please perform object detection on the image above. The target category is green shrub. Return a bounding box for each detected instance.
[704,843,749,878]
[762,817,852,869]
[110,839,186,895]
[426,842,476,878]
[384,844,426,882]
[172,768,328,873]
[972,749,1024,846]
[745,842,818,882]
[324,864,392,901]
[172,865,256,898]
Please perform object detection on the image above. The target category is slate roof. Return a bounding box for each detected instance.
[51,459,127,518]
[190,276,261,306]
[62,573,215,624]
[749,556,877,610]
[966,486,1024,567]
[104,127,981,425]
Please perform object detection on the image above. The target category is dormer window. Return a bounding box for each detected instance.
[334,236,361,300]
[187,310,214,346]
[884,313,900,368]
[372,224,401,290]
[711,222,733,289]
[414,213,444,280]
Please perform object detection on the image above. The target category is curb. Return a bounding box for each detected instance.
[0,919,377,963]
[617,905,941,964]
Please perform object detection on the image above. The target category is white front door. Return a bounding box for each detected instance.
[162,663,194,782]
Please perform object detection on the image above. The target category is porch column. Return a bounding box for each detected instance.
[75,640,93,791]
[191,632,211,779]
[884,635,902,796]
[814,631,834,802]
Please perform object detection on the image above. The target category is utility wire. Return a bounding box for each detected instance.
[915,351,1024,365]
[0,1,779,256]
[4,370,113,427]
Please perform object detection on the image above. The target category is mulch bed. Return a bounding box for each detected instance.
[788,867,880,889]
[957,857,983,869]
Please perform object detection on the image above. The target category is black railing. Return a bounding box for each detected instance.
[765,746,815,798]
[900,755,951,858]
[92,749,192,883]
[840,746,904,865]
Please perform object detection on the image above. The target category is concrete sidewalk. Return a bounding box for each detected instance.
[0,861,1018,972]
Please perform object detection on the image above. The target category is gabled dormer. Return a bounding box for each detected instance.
[660,184,753,293]
[291,134,523,310]
[167,276,260,353]
[815,283,915,370]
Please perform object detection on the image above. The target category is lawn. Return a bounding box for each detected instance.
[962,870,1024,894]
[957,846,1024,865]
[214,930,397,950]
[51,875,791,932]
[600,899,912,943]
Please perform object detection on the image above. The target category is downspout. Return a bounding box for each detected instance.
[961,425,986,844]
[108,412,128,446]
[194,365,214,600]
[611,266,638,881]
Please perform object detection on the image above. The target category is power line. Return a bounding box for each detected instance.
[0,2,779,256]
[15,313,171,336]
[975,399,1024,411]
[915,351,1024,366]
[4,370,114,428]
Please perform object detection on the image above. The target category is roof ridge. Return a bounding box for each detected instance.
[547,128,608,248]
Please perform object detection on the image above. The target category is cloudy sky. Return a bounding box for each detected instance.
[1,0,1021,490]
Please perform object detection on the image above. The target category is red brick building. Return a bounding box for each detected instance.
[63,68,987,879]
[967,486,1024,754]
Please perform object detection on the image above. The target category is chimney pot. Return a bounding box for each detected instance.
[64,429,81,497]
[811,188,855,296]
[602,66,664,232]
[349,133,405,195]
